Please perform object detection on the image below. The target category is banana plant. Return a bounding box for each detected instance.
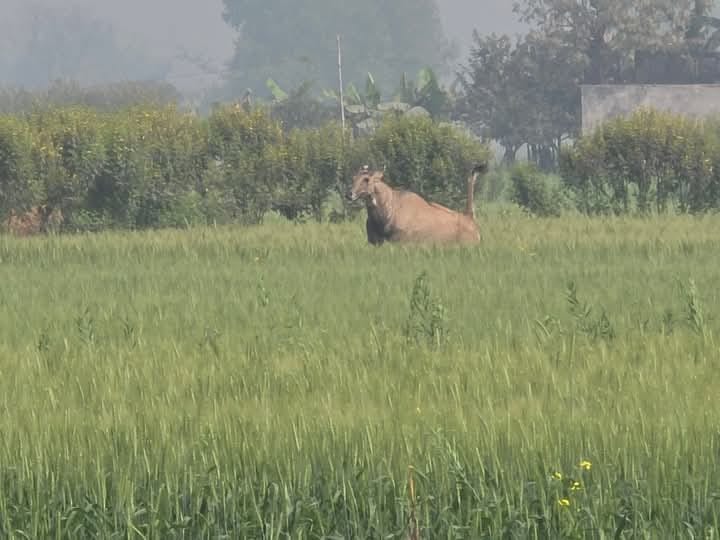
[264,68,453,136]
[394,67,450,117]
[266,78,288,102]
[322,68,446,126]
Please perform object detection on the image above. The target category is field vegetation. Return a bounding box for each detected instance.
[4,0,720,536]
[1,211,720,538]
[2,98,720,538]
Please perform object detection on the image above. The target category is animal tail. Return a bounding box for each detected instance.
[466,162,489,219]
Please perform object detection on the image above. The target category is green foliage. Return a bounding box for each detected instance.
[509,162,572,217]
[514,0,698,85]
[267,67,453,135]
[403,270,449,348]
[367,114,490,210]
[275,122,350,221]
[207,105,286,224]
[0,116,39,214]
[1,215,720,536]
[682,278,707,338]
[561,108,720,214]
[137,108,210,229]
[0,104,490,230]
[220,0,453,98]
[267,81,336,131]
[565,281,615,341]
[457,32,580,166]
[458,0,708,170]
[0,80,181,114]
[20,106,208,229]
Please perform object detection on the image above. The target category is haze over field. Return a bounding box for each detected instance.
[1,0,522,94]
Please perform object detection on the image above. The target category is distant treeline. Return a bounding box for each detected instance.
[0,80,182,115]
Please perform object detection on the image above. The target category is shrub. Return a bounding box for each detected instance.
[403,271,449,348]
[561,108,720,214]
[276,122,351,222]
[483,166,511,203]
[0,116,39,215]
[22,108,107,230]
[90,110,150,227]
[207,105,285,224]
[509,162,572,217]
[0,80,180,114]
[0,104,492,232]
[130,107,208,228]
[367,114,490,210]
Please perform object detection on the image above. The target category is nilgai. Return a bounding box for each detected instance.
[348,164,487,245]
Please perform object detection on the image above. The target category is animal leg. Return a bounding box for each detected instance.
[366,218,385,245]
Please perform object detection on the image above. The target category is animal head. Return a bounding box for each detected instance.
[348,165,385,202]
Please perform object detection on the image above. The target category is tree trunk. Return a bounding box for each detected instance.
[502,145,517,164]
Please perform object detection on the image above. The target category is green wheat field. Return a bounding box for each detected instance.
[1,212,720,539]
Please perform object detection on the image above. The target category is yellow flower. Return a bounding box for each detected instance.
[558,498,571,507]
[571,481,582,491]
[579,460,592,471]
[552,472,563,480]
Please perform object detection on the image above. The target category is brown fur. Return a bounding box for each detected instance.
[348,165,487,245]
[3,205,64,236]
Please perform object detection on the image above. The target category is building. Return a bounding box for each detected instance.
[581,84,720,135]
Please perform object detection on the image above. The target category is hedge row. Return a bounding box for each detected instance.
[561,108,720,215]
[0,105,489,231]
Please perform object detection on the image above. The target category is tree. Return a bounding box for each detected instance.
[0,80,181,114]
[515,33,584,167]
[456,34,527,163]
[456,0,709,168]
[512,0,698,84]
[456,32,582,166]
[678,0,720,82]
[220,0,453,98]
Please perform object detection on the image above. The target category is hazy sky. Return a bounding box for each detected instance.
[1,0,523,93]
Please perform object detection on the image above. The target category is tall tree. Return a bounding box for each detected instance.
[512,0,699,84]
[456,0,709,168]
[456,34,528,163]
[220,0,453,98]
[456,31,582,165]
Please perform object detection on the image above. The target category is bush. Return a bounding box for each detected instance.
[0,116,39,215]
[0,104,492,232]
[482,166,511,203]
[26,107,106,222]
[366,114,490,210]
[0,80,180,114]
[561,108,720,214]
[207,105,285,224]
[509,162,572,217]
[277,122,350,221]
[130,107,208,228]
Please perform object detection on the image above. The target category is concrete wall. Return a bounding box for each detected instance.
[581,84,720,135]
